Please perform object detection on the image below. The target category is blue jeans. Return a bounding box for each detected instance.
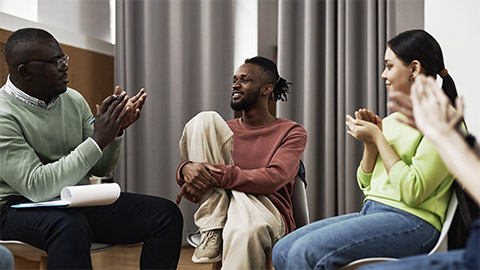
[358,250,466,270]
[359,219,480,270]
[0,245,14,270]
[272,200,439,270]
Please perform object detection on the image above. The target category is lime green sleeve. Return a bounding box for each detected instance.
[388,137,452,206]
[357,162,373,191]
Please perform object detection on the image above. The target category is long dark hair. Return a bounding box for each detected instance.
[244,56,291,102]
[390,31,479,251]
[388,29,458,105]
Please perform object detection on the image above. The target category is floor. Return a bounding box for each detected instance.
[91,245,213,270]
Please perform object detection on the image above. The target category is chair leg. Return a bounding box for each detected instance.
[266,254,273,269]
[39,256,47,270]
[13,256,41,270]
[211,261,222,270]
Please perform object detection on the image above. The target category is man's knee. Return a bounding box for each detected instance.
[189,111,229,128]
[162,198,184,228]
[147,197,183,234]
[194,111,222,120]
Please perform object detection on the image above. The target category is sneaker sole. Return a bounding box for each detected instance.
[192,253,222,264]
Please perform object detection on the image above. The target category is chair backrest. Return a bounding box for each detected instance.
[429,191,458,254]
[292,160,310,227]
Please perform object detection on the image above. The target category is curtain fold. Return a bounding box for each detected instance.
[277,0,395,221]
[115,0,398,238]
[115,0,235,238]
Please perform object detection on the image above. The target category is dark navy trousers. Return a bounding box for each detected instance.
[1,192,183,269]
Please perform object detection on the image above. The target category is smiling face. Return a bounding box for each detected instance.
[230,63,264,111]
[381,47,412,96]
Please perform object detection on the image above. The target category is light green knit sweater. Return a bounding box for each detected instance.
[0,86,122,209]
[357,112,454,231]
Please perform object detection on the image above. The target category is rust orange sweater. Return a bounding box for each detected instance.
[177,117,307,233]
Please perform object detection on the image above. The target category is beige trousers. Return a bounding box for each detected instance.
[179,111,285,270]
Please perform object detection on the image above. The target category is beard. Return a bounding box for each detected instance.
[230,87,261,111]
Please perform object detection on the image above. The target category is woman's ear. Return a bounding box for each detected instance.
[410,60,423,78]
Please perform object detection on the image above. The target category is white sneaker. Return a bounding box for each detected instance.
[192,229,222,263]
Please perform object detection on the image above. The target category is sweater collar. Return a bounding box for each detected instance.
[5,75,59,110]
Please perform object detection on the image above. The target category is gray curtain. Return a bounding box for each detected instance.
[115,0,235,238]
[115,0,398,239]
[277,0,396,221]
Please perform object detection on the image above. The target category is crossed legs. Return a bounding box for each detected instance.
[180,111,285,270]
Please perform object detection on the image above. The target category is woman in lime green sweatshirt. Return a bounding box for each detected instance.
[273,29,458,270]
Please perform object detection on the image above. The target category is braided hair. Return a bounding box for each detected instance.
[244,56,291,102]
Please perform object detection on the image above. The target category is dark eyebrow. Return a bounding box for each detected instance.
[233,74,250,79]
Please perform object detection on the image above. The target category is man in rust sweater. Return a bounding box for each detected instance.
[176,56,307,269]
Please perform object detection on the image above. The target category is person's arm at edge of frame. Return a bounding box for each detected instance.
[389,75,480,205]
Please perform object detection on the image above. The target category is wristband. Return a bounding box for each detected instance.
[465,133,476,149]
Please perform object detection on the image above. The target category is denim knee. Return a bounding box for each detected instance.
[0,245,14,270]
[272,237,289,268]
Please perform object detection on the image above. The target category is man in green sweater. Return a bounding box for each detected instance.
[0,28,183,269]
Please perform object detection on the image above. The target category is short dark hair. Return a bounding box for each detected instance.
[5,28,54,66]
[388,29,458,105]
[244,56,291,102]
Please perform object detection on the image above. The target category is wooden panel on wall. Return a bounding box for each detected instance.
[0,30,8,84]
[0,29,113,113]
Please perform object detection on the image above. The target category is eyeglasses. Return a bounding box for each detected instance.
[22,55,69,70]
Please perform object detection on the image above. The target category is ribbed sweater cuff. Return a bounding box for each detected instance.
[79,138,103,166]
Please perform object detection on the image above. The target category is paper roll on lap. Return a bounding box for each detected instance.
[61,183,121,207]
[11,183,121,208]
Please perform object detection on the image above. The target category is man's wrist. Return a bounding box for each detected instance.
[179,161,192,179]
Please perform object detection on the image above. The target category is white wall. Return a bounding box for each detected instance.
[37,0,112,44]
[425,0,480,135]
[0,0,37,21]
[0,0,113,55]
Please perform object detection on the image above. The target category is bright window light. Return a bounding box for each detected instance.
[109,0,115,44]
[0,0,38,22]
[234,0,258,71]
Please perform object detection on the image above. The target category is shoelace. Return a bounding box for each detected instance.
[199,230,218,249]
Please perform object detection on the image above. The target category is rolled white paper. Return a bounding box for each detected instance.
[60,183,121,207]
